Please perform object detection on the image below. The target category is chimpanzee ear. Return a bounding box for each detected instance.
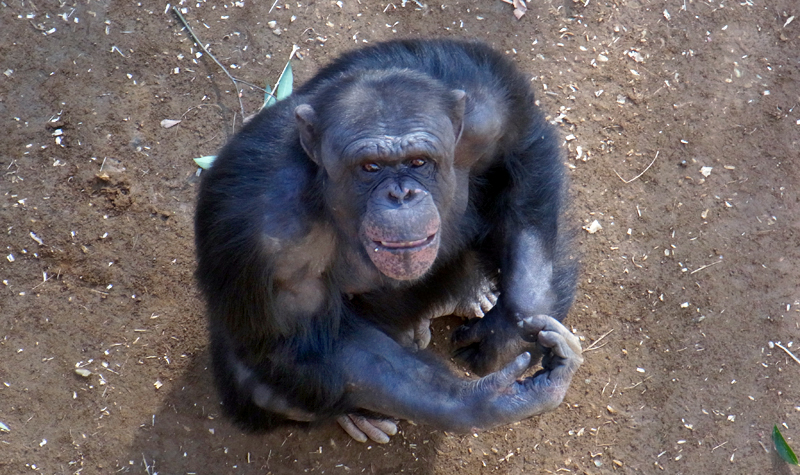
[450,89,466,143]
[294,104,319,164]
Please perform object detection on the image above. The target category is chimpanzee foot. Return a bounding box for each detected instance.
[405,279,498,351]
[251,377,399,443]
[337,414,398,444]
[453,279,498,318]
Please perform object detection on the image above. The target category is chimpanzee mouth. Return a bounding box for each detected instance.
[375,234,437,250]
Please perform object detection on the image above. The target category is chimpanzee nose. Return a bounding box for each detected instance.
[387,183,423,204]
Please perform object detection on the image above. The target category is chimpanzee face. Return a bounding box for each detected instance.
[295,74,465,280]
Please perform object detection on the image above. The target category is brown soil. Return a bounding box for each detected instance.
[2,0,799,473]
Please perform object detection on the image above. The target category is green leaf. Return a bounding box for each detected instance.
[774,425,800,465]
[275,60,293,101]
[262,82,277,109]
[194,155,217,169]
[193,59,293,167]
[260,59,292,111]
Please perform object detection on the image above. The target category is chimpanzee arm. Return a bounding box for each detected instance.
[453,119,579,376]
[213,262,580,437]
[339,315,581,432]
[498,119,572,317]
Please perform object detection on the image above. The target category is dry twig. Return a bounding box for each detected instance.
[775,342,800,366]
[172,6,246,124]
[689,260,721,274]
[585,329,614,352]
[614,151,659,184]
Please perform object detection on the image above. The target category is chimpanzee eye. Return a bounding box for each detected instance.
[362,163,382,172]
[409,158,427,168]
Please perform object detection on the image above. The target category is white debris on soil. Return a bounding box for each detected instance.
[584,220,602,234]
[626,50,644,63]
[160,119,182,128]
[29,232,43,245]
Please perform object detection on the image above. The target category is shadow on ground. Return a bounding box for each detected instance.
[125,349,440,474]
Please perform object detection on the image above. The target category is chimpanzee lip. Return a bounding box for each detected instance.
[375,233,436,250]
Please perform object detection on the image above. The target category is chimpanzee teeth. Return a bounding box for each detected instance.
[380,237,427,249]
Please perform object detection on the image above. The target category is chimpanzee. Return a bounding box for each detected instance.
[195,38,582,444]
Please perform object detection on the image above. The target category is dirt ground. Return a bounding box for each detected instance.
[1,0,799,473]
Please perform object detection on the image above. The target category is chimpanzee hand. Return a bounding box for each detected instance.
[453,310,581,377]
[460,315,583,428]
[339,316,581,434]
[451,305,535,375]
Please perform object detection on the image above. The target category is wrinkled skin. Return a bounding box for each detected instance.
[195,39,581,445]
[358,177,442,281]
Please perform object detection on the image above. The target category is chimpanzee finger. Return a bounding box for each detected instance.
[536,330,583,385]
[370,418,399,436]
[478,293,497,314]
[350,415,395,444]
[337,415,368,443]
[517,314,549,337]
[538,331,582,363]
[466,302,485,318]
[472,352,531,393]
[451,317,485,346]
[519,315,581,353]
[535,317,582,357]
[413,318,432,350]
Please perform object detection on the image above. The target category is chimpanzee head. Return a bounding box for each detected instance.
[295,70,466,280]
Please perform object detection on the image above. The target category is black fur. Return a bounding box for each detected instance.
[195,38,579,434]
